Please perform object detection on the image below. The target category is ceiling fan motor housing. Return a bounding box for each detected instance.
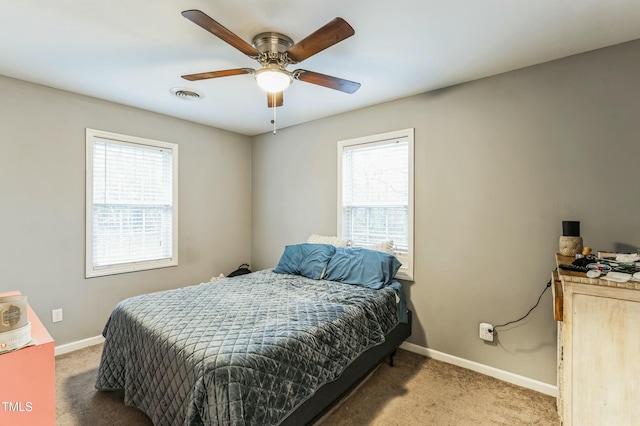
[252,32,297,70]
[252,32,294,54]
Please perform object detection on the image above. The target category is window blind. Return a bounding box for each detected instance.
[341,140,409,255]
[92,138,174,268]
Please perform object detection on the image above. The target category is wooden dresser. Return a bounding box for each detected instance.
[554,254,640,425]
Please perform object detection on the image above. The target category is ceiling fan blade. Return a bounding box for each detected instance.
[293,69,360,94]
[182,68,254,81]
[267,91,284,108]
[286,18,354,63]
[182,9,260,58]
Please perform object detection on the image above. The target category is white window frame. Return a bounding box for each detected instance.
[337,128,415,281]
[85,128,179,278]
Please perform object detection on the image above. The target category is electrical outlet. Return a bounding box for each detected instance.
[52,308,63,323]
[479,322,494,342]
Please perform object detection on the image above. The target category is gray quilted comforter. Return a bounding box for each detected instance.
[95,269,399,425]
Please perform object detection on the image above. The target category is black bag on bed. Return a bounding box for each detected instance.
[228,263,251,277]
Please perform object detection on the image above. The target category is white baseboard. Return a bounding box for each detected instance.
[55,335,104,356]
[399,341,557,397]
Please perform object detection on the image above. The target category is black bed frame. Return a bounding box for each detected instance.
[282,310,412,425]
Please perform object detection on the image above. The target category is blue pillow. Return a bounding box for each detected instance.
[323,247,402,289]
[273,244,336,280]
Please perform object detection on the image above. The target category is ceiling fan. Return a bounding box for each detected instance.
[181,9,361,108]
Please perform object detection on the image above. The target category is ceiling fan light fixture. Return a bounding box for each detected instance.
[255,67,292,93]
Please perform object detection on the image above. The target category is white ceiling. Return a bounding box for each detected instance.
[2,0,640,136]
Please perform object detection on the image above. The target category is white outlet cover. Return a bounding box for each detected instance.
[479,322,494,342]
[52,309,63,323]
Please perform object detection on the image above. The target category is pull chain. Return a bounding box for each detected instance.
[271,92,277,135]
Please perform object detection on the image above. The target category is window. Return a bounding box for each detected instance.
[85,129,178,278]
[338,128,414,280]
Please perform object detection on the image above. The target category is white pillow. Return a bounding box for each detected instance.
[307,234,351,248]
[367,240,394,255]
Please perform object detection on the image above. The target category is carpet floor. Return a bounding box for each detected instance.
[55,344,560,425]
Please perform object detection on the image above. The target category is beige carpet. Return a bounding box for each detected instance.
[55,345,559,425]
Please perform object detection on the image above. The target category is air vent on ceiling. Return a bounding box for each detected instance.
[171,87,204,100]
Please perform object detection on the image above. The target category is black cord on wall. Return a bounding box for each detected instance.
[492,280,552,331]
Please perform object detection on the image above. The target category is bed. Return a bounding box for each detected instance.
[95,244,411,425]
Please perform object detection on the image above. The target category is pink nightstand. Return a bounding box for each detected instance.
[0,291,55,425]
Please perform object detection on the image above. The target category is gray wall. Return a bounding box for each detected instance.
[251,39,640,385]
[0,76,252,346]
